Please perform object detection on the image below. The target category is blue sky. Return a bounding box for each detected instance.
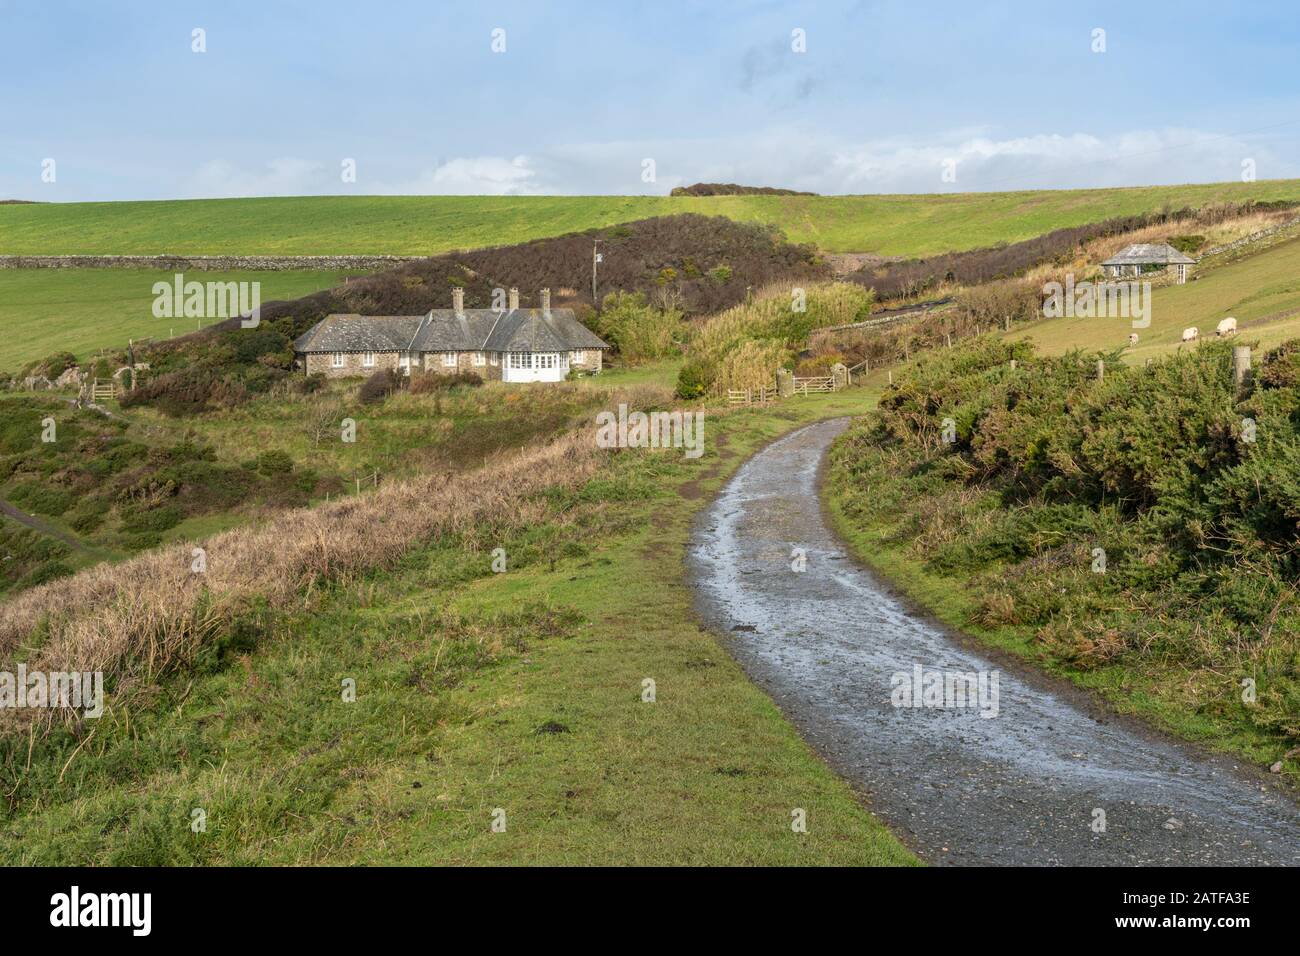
[3,0,1298,200]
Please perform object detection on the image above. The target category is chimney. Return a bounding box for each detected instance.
[540,288,551,316]
[508,287,519,311]
[452,287,464,315]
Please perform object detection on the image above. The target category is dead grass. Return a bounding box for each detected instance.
[0,430,607,734]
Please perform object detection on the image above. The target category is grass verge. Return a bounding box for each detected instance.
[0,387,917,865]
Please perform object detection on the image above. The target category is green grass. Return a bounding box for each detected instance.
[0,388,919,865]
[0,268,354,372]
[1009,232,1300,362]
[824,484,1293,772]
[6,181,1300,258]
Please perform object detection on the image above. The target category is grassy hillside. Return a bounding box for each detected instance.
[0,375,918,866]
[1010,233,1300,361]
[5,180,1300,257]
[0,268,354,372]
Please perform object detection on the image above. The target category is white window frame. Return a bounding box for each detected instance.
[443,352,458,367]
[571,350,583,364]
[510,352,529,369]
[489,352,499,366]
[362,351,377,367]
[332,352,345,368]
[473,351,486,366]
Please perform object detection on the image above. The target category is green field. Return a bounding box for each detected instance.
[0,268,353,372]
[1010,233,1300,360]
[5,180,1300,258]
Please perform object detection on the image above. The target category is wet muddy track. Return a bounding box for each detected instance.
[690,418,1300,865]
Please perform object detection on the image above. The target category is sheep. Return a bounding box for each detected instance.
[1216,317,1238,337]
[1128,333,1139,347]
[1182,327,1199,342]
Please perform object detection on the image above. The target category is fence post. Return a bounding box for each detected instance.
[776,368,794,398]
[1096,359,1105,381]
[1232,345,1251,391]
[831,363,848,391]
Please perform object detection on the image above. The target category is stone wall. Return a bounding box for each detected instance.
[304,350,405,379]
[1199,216,1300,260]
[417,351,502,381]
[0,254,421,271]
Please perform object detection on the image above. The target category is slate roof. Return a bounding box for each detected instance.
[293,308,609,354]
[1101,243,1197,266]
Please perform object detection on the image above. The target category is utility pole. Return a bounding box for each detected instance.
[592,239,602,307]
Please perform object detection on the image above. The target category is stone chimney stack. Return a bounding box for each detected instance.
[452,286,464,315]
[540,288,551,315]
[508,287,519,311]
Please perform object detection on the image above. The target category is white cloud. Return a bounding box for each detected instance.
[825,129,1268,193]
[169,128,1279,201]
[393,155,543,196]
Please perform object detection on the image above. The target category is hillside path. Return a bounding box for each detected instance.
[689,417,1300,865]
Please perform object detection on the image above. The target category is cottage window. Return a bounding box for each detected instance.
[509,353,529,369]
[473,351,486,366]
[489,353,499,366]
[571,350,583,364]
[332,353,345,368]
[443,352,458,367]
[537,353,556,370]
[362,351,376,367]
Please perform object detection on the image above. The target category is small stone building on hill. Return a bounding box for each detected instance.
[1101,243,1196,284]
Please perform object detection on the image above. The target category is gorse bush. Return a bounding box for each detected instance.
[833,336,1300,745]
[593,291,682,364]
[678,282,873,396]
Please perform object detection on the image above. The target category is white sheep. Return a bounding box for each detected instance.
[1216,317,1238,337]
[1128,333,1139,347]
[1182,327,1199,342]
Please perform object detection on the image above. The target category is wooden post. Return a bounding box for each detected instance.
[1009,359,1017,370]
[1004,316,1011,332]
[945,332,952,349]
[1096,359,1105,381]
[1233,345,1251,391]
[888,370,893,385]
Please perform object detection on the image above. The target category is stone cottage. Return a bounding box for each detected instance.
[1101,243,1196,284]
[292,288,609,383]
